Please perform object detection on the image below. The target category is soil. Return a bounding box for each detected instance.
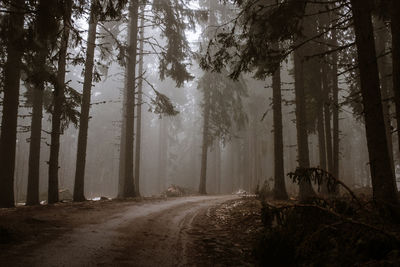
[0,195,262,266]
[186,197,263,266]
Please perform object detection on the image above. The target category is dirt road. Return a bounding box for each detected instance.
[1,195,263,266]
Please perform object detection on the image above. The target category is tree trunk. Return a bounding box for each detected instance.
[294,47,315,200]
[27,0,54,205]
[73,4,98,202]
[331,23,340,180]
[215,141,221,194]
[229,143,235,192]
[0,0,25,208]
[322,63,333,173]
[118,87,127,197]
[317,71,327,171]
[321,58,335,195]
[391,0,400,165]
[251,128,258,193]
[351,0,399,208]
[119,0,139,198]
[27,84,44,205]
[243,133,250,192]
[319,3,333,176]
[198,0,216,195]
[134,9,145,197]
[199,91,211,195]
[375,18,395,173]
[157,118,167,193]
[272,57,288,200]
[319,61,333,195]
[48,0,72,204]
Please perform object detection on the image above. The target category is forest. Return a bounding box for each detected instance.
[1,0,400,266]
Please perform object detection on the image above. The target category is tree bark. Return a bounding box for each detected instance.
[319,3,334,176]
[73,3,98,202]
[294,47,315,200]
[331,23,340,180]
[322,63,333,173]
[215,141,221,194]
[27,84,44,205]
[351,0,399,207]
[48,0,72,204]
[317,68,327,171]
[0,0,25,208]
[375,18,395,173]
[391,0,400,164]
[198,0,216,195]
[272,56,288,200]
[27,0,54,205]
[157,118,167,193]
[118,83,127,197]
[199,90,210,195]
[119,0,139,198]
[134,9,145,197]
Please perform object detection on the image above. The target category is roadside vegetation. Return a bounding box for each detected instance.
[255,168,400,266]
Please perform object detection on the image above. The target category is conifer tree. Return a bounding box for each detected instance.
[48,0,73,204]
[27,0,60,205]
[0,0,25,208]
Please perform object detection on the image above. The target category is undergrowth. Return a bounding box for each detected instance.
[255,168,400,266]
[255,180,273,200]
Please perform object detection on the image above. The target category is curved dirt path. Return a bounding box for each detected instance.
[20,195,238,266]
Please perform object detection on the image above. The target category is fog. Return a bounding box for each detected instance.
[11,49,372,201]
[1,0,395,205]
[3,1,400,266]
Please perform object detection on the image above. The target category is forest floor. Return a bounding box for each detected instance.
[0,195,263,266]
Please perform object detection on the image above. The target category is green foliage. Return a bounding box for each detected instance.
[342,42,364,121]
[23,81,81,131]
[152,0,197,87]
[49,85,82,130]
[200,0,308,79]
[97,20,125,77]
[196,0,249,146]
[94,0,198,87]
[256,167,400,265]
[0,0,88,133]
[23,83,53,109]
[198,71,248,145]
[257,196,400,266]
[91,0,129,21]
[149,89,179,117]
[288,167,340,195]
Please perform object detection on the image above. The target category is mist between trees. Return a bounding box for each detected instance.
[0,0,399,211]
